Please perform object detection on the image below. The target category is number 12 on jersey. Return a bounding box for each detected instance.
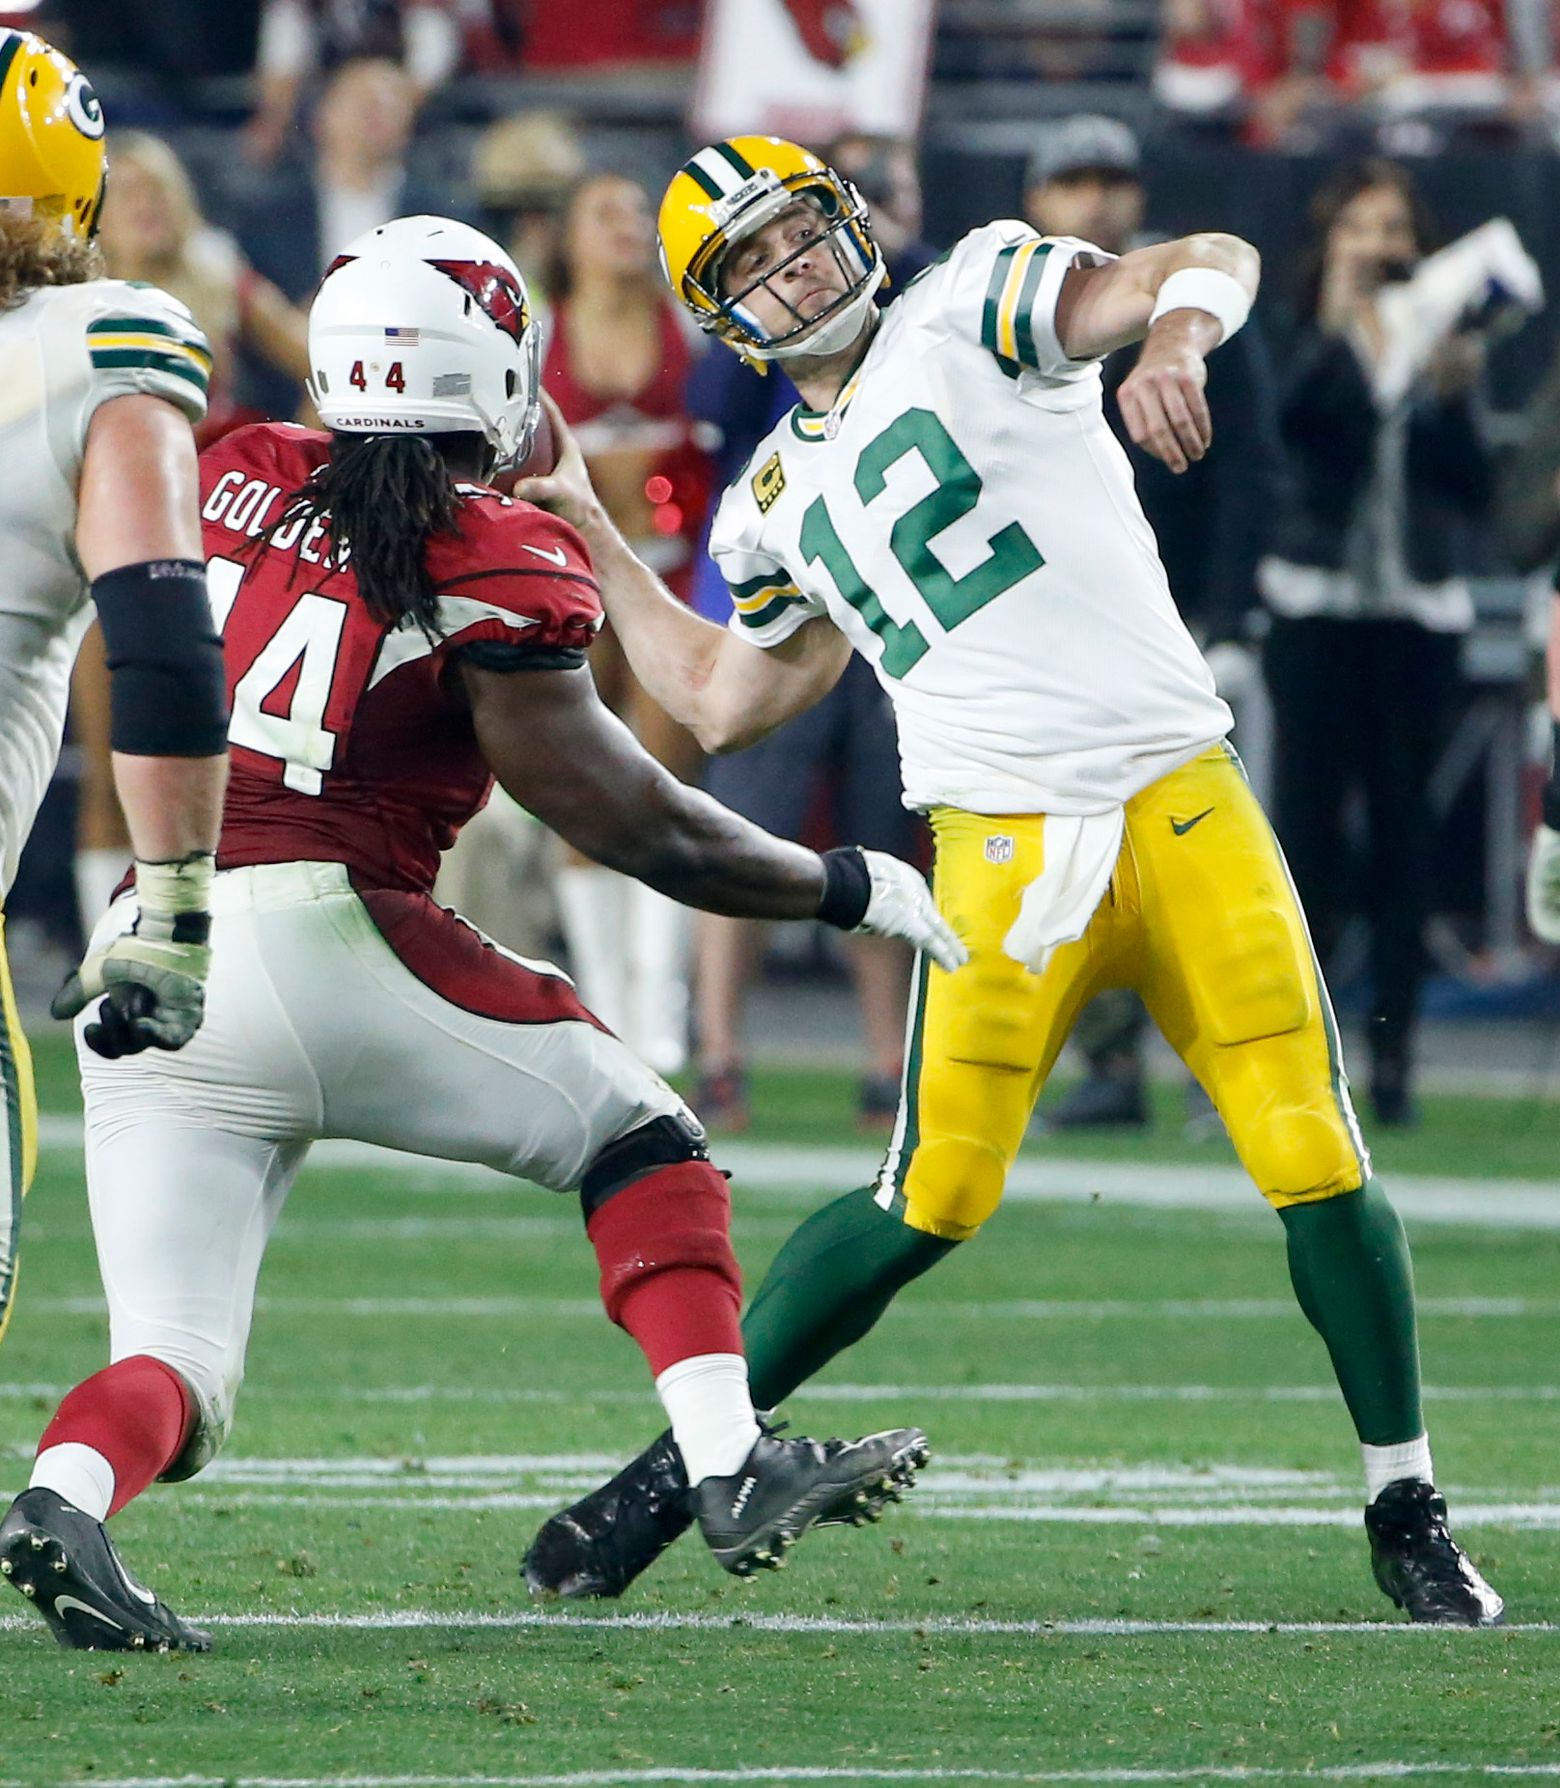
[207,554,348,796]
[799,408,1045,679]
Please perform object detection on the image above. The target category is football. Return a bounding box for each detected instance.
[491,406,557,496]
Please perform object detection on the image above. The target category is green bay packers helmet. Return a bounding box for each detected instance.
[658,135,885,365]
[0,28,107,240]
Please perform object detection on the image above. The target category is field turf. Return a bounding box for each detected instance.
[1,1031,1558,1787]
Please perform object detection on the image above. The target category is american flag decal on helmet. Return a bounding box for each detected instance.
[430,259,529,343]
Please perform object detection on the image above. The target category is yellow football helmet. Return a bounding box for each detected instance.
[658,134,884,364]
[0,28,107,240]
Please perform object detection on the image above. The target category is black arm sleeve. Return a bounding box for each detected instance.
[92,559,230,757]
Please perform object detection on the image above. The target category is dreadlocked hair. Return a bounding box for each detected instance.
[260,433,470,639]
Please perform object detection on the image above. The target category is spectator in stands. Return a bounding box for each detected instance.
[99,132,311,448]
[233,57,456,303]
[1228,0,1514,147]
[1259,159,1492,1126]
[1155,0,1271,126]
[543,171,715,1076]
[1495,323,1560,573]
[470,111,586,324]
[684,135,936,1135]
[245,0,462,164]
[1024,114,1288,1132]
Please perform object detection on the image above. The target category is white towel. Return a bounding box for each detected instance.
[1002,807,1125,977]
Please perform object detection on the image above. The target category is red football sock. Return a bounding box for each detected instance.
[587,1160,744,1377]
[35,1355,196,1518]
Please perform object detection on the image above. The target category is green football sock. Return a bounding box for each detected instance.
[1278,1177,1424,1446]
[741,1186,956,1412]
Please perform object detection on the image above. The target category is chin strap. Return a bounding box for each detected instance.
[745,261,889,364]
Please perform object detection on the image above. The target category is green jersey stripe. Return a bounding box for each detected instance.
[712,140,756,181]
[1011,241,1052,367]
[90,347,210,391]
[682,158,725,201]
[979,245,1018,356]
[0,972,22,1331]
[90,314,209,353]
[736,593,804,630]
[728,569,792,603]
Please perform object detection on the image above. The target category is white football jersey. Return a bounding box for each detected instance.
[709,222,1232,817]
[0,278,209,893]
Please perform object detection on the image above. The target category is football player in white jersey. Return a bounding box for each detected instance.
[0,29,229,1348]
[519,136,1502,1626]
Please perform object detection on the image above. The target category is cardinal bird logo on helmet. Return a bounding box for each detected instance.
[430,259,530,343]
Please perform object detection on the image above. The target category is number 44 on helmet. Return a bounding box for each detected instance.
[309,215,552,478]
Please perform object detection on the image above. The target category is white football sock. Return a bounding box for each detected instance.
[655,1352,761,1486]
[555,865,631,1037]
[625,881,690,1076]
[74,848,129,932]
[31,1442,116,1522]
[1363,1434,1434,1502]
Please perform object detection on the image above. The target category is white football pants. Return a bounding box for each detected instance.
[76,860,687,1474]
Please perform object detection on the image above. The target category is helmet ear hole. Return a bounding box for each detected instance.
[505,370,517,399]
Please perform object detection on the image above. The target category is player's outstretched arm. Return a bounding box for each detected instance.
[514,397,851,752]
[56,394,231,1058]
[1057,233,1260,475]
[463,659,965,970]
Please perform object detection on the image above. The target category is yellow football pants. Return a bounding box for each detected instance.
[0,910,39,1344]
[877,745,1371,1241]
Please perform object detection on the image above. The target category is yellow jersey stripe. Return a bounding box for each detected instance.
[995,240,1041,364]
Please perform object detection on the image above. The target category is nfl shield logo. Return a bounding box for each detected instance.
[985,835,1014,865]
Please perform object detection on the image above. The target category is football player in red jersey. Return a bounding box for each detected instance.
[0,217,964,1654]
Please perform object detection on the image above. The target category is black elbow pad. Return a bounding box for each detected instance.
[91,559,230,757]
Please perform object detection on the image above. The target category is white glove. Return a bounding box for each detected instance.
[52,855,215,1057]
[1526,822,1560,945]
[854,850,968,973]
[1203,640,1259,705]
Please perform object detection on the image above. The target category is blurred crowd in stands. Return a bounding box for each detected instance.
[8,0,1560,1136]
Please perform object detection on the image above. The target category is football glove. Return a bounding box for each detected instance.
[1526,822,1560,945]
[52,854,215,1058]
[854,850,968,974]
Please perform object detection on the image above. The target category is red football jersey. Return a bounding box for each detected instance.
[200,424,601,893]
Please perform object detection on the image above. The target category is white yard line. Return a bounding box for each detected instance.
[15,1769,1560,1788]
[30,1118,1560,1229]
[7,1381,1560,1408]
[20,1293,1560,1321]
[0,1610,1553,1641]
[4,1452,1553,1529]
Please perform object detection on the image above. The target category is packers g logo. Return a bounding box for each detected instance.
[64,73,104,141]
[752,451,785,513]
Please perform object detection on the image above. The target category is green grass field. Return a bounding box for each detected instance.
[2,1031,1559,1787]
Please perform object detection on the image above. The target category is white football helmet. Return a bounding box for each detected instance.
[308,215,541,466]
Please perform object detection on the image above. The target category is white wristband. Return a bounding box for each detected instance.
[1148,267,1252,345]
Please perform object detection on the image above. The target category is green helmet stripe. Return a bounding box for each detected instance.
[0,32,24,103]
[712,140,756,182]
[681,158,725,201]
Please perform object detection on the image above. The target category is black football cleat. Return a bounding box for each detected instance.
[0,1488,211,1653]
[691,1426,929,1578]
[1364,1478,1504,1626]
[523,1429,694,1601]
